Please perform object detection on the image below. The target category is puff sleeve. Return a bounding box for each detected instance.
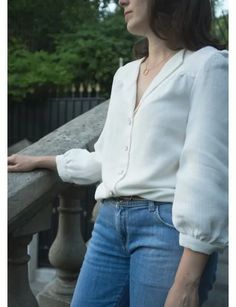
[172,50,228,254]
[55,128,104,185]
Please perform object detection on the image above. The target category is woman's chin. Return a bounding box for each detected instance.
[127,24,142,36]
[126,21,148,37]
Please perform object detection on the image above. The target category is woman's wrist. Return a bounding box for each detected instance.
[174,273,201,289]
[34,156,56,170]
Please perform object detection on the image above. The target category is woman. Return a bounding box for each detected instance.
[8,0,228,306]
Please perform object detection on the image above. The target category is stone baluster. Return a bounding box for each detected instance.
[38,185,87,307]
[8,198,53,307]
[8,234,39,307]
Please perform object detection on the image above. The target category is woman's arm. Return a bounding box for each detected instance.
[8,154,56,172]
[8,149,102,185]
[164,248,209,307]
[165,50,228,306]
[174,248,209,286]
[8,67,122,178]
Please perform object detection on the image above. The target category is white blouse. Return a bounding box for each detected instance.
[56,46,228,255]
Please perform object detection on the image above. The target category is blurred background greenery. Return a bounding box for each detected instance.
[8,0,228,102]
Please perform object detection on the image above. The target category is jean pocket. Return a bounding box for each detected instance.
[153,203,175,229]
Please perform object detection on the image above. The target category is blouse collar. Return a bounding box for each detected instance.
[122,49,186,102]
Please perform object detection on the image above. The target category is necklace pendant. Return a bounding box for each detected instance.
[143,68,149,76]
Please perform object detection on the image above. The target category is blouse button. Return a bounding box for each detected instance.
[124,146,129,151]
[128,118,132,125]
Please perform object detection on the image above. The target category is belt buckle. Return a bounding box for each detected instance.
[128,195,135,201]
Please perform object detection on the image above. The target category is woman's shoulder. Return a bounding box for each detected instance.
[183,46,228,77]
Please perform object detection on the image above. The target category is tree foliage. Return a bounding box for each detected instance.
[8,39,73,100]
[8,0,112,51]
[9,0,228,102]
[9,0,136,101]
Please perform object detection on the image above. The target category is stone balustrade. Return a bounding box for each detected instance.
[8,100,109,307]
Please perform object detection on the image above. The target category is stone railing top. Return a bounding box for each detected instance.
[8,100,109,231]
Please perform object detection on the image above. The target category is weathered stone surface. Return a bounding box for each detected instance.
[8,138,32,155]
[16,99,109,156]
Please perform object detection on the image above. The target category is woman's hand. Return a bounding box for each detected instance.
[164,280,199,307]
[164,247,209,307]
[8,154,56,172]
[8,154,39,172]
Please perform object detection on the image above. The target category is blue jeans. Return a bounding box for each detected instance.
[71,199,218,307]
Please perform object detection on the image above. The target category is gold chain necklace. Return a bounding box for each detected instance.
[143,53,172,76]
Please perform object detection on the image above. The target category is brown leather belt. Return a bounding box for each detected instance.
[109,195,143,201]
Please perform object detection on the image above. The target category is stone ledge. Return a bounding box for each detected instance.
[8,100,109,232]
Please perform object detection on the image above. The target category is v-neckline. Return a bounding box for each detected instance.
[133,49,185,115]
[134,57,146,114]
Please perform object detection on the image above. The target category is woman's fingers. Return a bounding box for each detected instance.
[8,154,17,165]
[8,164,20,172]
[8,154,22,171]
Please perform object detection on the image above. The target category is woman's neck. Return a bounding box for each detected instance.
[146,34,177,65]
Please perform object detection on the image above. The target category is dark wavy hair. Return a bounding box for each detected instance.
[133,0,224,58]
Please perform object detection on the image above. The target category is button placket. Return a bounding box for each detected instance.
[113,114,134,194]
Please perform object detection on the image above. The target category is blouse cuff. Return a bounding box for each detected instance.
[179,233,225,255]
[56,154,70,182]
